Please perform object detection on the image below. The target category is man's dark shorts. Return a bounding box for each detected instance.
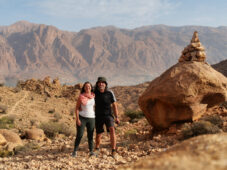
[95,116,114,134]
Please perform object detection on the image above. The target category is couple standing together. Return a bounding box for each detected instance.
[72,77,120,158]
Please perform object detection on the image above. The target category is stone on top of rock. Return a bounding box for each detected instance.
[138,61,227,130]
[179,31,206,62]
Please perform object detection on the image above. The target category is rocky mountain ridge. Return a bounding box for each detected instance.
[0,21,227,86]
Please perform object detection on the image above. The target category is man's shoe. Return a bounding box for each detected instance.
[94,148,99,157]
[111,150,117,158]
[71,151,77,157]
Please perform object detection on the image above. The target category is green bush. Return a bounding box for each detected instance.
[181,120,220,140]
[0,116,15,129]
[39,121,75,138]
[201,114,223,128]
[0,150,14,157]
[14,142,40,154]
[125,110,144,122]
[124,129,137,139]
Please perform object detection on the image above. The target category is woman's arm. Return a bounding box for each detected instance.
[75,99,82,126]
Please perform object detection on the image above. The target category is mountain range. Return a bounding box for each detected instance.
[0,21,227,86]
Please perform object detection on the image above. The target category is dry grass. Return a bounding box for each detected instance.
[0,116,15,129]
[14,142,40,155]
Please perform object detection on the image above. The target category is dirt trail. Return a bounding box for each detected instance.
[8,91,29,115]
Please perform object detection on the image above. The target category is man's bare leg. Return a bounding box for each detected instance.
[109,127,116,150]
[95,133,102,149]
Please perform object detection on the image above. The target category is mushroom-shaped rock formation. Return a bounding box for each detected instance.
[138,31,227,129]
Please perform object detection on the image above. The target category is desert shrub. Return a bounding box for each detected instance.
[14,142,40,155]
[181,120,220,140]
[53,112,62,122]
[201,114,223,128]
[0,116,15,129]
[0,83,4,87]
[0,104,8,114]
[30,119,37,126]
[39,121,75,138]
[124,129,137,139]
[13,87,21,93]
[48,109,55,114]
[0,150,14,157]
[70,108,74,116]
[220,101,227,109]
[125,110,144,123]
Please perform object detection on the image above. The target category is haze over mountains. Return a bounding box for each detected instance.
[0,21,227,86]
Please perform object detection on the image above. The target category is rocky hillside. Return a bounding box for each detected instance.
[0,83,226,169]
[212,59,227,77]
[1,21,227,86]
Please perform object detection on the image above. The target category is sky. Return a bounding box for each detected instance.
[0,0,227,32]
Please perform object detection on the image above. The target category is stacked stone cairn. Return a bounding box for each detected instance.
[179,31,206,62]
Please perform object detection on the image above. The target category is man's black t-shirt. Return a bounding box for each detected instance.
[95,90,116,118]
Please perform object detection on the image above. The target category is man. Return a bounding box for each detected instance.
[94,77,120,158]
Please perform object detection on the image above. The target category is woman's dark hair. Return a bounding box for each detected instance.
[81,81,94,94]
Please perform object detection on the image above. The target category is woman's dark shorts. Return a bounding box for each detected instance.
[95,116,114,134]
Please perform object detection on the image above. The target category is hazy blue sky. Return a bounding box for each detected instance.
[0,0,227,31]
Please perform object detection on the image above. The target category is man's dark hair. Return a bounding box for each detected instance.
[94,78,108,93]
[81,81,94,93]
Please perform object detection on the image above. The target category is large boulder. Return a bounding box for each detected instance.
[139,61,227,129]
[0,134,7,146]
[0,129,23,151]
[0,129,22,145]
[139,32,227,129]
[120,133,227,170]
[24,128,45,141]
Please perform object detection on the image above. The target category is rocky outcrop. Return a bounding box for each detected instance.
[138,32,227,129]
[17,77,81,101]
[212,59,227,77]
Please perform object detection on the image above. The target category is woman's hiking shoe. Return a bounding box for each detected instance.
[71,151,77,157]
[89,151,96,157]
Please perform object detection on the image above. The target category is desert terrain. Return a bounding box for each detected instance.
[0,77,226,170]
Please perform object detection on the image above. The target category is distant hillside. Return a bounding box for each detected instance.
[0,21,227,86]
[212,59,227,77]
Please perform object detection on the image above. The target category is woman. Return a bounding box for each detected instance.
[72,82,95,157]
